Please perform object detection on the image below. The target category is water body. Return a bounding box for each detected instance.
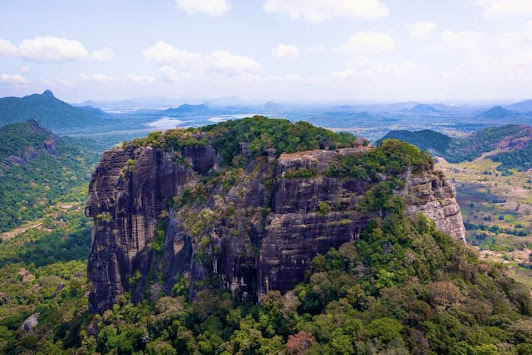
[146,117,187,129]
[208,114,258,123]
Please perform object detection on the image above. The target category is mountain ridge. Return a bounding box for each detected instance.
[477,105,517,119]
[380,124,532,170]
[0,90,117,132]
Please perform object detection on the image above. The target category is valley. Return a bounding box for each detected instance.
[436,158,532,287]
[3,1,532,352]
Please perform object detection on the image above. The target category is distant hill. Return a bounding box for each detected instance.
[0,120,97,232]
[76,105,109,117]
[379,124,532,171]
[0,90,117,132]
[506,99,532,113]
[378,129,451,153]
[203,96,246,107]
[77,96,246,110]
[408,104,439,114]
[161,103,255,116]
[264,101,283,110]
[477,106,517,119]
[163,104,213,115]
[446,125,531,162]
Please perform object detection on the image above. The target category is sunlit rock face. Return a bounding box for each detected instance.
[86,145,465,313]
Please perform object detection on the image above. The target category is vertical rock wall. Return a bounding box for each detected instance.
[87,146,465,313]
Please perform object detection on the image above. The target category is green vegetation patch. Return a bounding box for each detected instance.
[326,139,434,180]
[128,116,359,167]
[25,211,531,354]
[0,121,97,232]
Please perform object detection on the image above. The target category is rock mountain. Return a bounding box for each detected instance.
[85,117,465,313]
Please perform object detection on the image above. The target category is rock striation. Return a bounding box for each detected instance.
[87,143,465,313]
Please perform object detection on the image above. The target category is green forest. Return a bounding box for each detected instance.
[0,117,530,354]
[2,189,531,354]
[0,90,116,131]
[0,121,96,232]
[128,116,361,165]
[380,125,532,171]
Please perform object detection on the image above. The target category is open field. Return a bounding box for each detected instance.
[436,158,532,285]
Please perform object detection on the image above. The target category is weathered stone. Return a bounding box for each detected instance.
[87,145,465,313]
[21,313,40,334]
[86,145,219,312]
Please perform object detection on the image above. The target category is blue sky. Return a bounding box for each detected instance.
[1,0,532,103]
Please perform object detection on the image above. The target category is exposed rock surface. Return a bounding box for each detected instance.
[87,145,465,313]
[21,313,40,334]
[86,145,218,312]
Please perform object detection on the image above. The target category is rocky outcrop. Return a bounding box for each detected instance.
[87,145,465,313]
[21,313,40,334]
[86,144,219,312]
[403,173,465,242]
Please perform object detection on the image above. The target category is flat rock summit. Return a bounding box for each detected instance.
[85,118,465,313]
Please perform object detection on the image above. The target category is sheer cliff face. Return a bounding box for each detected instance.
[86,145,465,313]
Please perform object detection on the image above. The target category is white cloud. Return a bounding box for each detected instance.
[143,41,202,70]
[19,66,31,73]
[17,37,90,62]
[0,39,18,57]
[335,58,428,79]
[207,51,262,76]
[80,73,116,83]
[338,32,395,54]
[43,72,158,88]
[0,74,29,84]
[144,41,261,80]
[176,0,230,16]
[273,44,300,59]
[263,0,389,22]
[157,66,188,82]
[125,73,155,84]
[441,30,485,51]
[475,0,532,18]
[406,22,437,41]
[0,36,112,63]
[92,47,114,62]
[92,74,113,82]
[435,21,532,96]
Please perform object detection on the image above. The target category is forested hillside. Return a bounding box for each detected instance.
[0,186,92,354]
[0,90,117,132]
[0,117,530,354]
[0,120,96,232]
[376,129,451,153]
[380,125,532,171]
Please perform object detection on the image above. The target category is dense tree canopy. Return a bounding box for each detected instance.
[0,121,96,232]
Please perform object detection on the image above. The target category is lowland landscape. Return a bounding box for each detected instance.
[2,1,532,354]
[0,90,531,354]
